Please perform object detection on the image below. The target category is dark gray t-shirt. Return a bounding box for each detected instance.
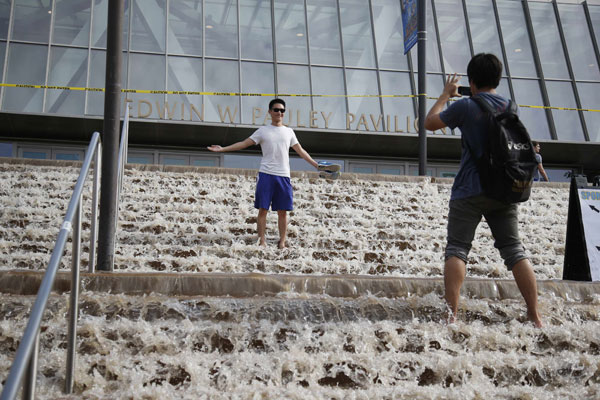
[440,92,511,200]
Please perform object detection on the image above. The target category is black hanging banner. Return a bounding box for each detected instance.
[563,176,600,281]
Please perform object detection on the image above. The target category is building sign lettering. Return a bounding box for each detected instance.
[124,99,447,135]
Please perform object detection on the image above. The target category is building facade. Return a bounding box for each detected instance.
[0,0,599,179]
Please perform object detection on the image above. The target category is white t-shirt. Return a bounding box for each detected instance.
[249,124,299,177]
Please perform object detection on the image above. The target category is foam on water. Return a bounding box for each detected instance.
[1,160,594,399]
[1,291,599,399]
[0,162,568,280]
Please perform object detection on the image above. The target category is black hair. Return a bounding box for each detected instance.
[467,53,502,90]
[269,98,286,110]
[532,141,539,146]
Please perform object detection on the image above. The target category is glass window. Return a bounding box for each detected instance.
[558,3,600,81]
[0,0,11,39]
[590,6,600,50]
[545,81,585,142]
[129,53,166,119]
[86,50,106,115]
[160,154,188,165]
[0,41,5,82]
[240,0,273,61]
[205,0,238,58]
[311,67,346,130]
[465,0,503,59]
[497,77,510,99]
[53,0,91,46]
[128,153,154,164]
[0,142,11,157]
[241,62,274,125]
[167,56,203,121]
[12,0,51,43]
[168,0,203,56]
[223,154,261,169]
[2,43,46,113]
[46,47,88,115]
[191,157,218,167]
[91,0,130,49]
[528,2,569,80]
[131,0,166,53]
[22,151,48,160]
[345,69,380,130]
[274,0,308,63]
[277,64,311,127]
[205,59,239,123]
[307,0,342,66]
[577,82,600,142]
[350,164,375,174]
[410,0,442,73]
[371,0,408,70]
[512,78,550,140]
[409,165,434,176]
[436,0,471,74]
[339,0,376,68]
[496,0,537,78]
[380,71,414,133]
[54,151,81,161]
[378,165,404,175]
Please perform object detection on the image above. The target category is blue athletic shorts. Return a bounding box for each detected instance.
[254,172,293,211]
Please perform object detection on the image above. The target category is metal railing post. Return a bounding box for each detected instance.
[65,200,82,394]
[22,331,39,400]
[89,143,102,273]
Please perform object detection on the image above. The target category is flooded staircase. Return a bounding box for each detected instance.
[1,158,599,399]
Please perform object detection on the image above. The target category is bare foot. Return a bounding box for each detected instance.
[258,240,266,247]
[528,311,543,328]
[278,240,286,249]
[444,304,457,325]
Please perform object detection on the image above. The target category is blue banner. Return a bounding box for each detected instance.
[401,0,418,54]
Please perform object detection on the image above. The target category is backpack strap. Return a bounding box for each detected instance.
[471,95,513,116]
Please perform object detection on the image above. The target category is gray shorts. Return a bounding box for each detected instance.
[444,195,527,270]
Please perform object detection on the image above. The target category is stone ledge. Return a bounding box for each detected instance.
[1,270,597,302]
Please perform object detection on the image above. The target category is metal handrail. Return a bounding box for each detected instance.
[114,106,130,253]
[0,132,102,400]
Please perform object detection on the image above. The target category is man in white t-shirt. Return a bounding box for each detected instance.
[208,98,319,249]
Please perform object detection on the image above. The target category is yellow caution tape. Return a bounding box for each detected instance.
[0,82,598,112]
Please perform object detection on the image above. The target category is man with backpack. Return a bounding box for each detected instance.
[424,53,542,328]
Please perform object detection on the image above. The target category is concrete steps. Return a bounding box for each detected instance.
[0,159,569,280]
[1,287,599,398]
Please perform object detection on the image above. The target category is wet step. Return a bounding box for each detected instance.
[1,292,599,399]
[0,160,569,280]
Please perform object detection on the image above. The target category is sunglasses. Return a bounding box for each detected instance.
[271,108,286,113]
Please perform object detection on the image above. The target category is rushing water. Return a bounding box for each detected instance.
[1,291,600,399]
[1,160,597,399]
[0,161,568,280]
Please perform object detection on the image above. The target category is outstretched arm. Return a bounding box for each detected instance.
[291,143,318,169]
[207,138,256,152]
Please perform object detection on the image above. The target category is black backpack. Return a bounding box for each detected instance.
[466,95,538,204]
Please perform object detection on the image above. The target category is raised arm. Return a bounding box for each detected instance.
[207,138,256,152]
[291,143,318,169]
[424,73,461,131]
